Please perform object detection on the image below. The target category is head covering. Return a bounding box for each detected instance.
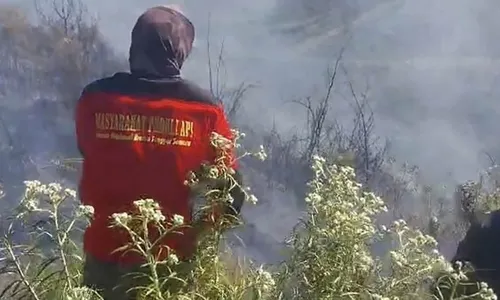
[129,6,195,78]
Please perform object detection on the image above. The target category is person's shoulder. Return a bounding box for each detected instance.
[177,79,218,106]
[81,73,131,96]
[79,74,220,108]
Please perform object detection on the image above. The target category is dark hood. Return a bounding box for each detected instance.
[129,6,195,79]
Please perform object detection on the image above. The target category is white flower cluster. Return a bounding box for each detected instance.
[210,132,233,150]
[207,166,219,179]
[76,205,94,219]
[110,198,185,229]
[254,145,267,161]
[244,186,258,205]
[172,214,184,226]
[230,128,246,149]
[168,253,179,265]
[444,261,497,300]
[65,286,96,300]
[20,180,77,213]
[247,193,258,205]
[111,212,132,226]
[256,265,275,293]
[450,261,469,282]
[480,282,498,300]
[133,198,166,223]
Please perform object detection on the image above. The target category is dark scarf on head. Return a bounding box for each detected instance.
[129,6,195,79]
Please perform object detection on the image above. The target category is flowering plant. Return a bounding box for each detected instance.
[0,131,498,300]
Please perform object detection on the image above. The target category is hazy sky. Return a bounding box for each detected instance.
[4,0,500,187]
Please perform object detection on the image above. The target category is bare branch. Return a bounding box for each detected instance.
[482,150,497,167]
[206,14,214,97]
[205,17,253,122]
[292,47,345,162]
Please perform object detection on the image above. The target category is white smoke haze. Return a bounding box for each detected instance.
[2,0,500,261]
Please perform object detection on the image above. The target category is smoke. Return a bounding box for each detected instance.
[4,0,500,184]
[79,0,500,185]
[268,0,500,185]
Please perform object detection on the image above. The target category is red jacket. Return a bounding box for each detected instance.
[75,73,241,264]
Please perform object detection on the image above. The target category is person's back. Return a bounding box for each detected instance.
[78,74,233,263]
[75,6,244,299]
[451,210,500,294]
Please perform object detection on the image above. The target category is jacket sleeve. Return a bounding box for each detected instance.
[214,107,245,217]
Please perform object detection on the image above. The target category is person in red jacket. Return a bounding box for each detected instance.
[75,5,244,299]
